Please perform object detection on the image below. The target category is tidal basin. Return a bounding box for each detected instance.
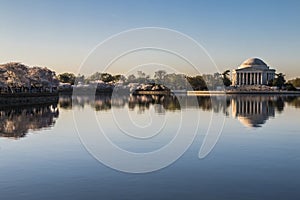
[0,94,300,200]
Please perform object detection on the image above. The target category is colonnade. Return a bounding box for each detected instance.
[236,72,263,85]
[234,99,264,115]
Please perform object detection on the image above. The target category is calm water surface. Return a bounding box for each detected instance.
[0,94,300,200]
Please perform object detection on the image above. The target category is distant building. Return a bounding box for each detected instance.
[232,58,276,86]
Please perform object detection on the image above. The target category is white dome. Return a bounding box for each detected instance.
[238,58,269,70]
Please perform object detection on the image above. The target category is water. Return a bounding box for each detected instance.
[0,94,300,200]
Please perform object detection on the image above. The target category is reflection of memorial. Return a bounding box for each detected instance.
[231,96,275,127]
[0,103,59,139]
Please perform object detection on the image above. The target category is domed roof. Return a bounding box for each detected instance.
[238,58,269,70]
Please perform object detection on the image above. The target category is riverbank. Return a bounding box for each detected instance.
[0,92,59,107]
[133,90,300,96]
[187,90,300,96]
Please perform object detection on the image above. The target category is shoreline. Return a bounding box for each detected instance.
[0,92,59,107]
[135,90,300,96]
[186,90,300,96]
[1,89,300,97]
[0,92,58,97]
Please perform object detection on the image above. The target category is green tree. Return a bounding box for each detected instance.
[136,71,150,83]
[100,73,113,82]
[87,72,113,82]
[88,72,102,81]
[75,74,85,84]
[137,71,146,79]
[154,70,167,80]
[187,75,207,90]
[163,73,187,90]
[127,74,136,83]
[221,70,232,87]
[288,78,300,87]
[272,73,286,89]
[285,83,297,91]
[202,73,224,90]
[58,73,76,85]
[113,74,126,82]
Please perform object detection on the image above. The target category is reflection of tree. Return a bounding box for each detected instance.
[128,95,151,112]
[94,95,112,111]
[0,103,59,139]
[59,94,300,119]
[162,95,180,111]
[195,96,229,114]
[59,95,72,109]
[61,94,231,114]
[286,96,300,108]
[271,97,285,112]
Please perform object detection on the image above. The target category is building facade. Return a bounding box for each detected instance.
[232,58,276,86]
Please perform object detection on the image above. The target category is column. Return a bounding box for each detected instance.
[248,73,251,85]
[241,73,243,85]
[237,73,239,85]
[260,102,262,113]
[249,73,251,85]
[257,73,260,85]
[242,73,245,85]
[239,73,242,85]
[245,73,248,85]
[249,73,252,85]
[247,101,250,114]
[242,100,244,113]
[261,72,263,85]
[240,100,243,113]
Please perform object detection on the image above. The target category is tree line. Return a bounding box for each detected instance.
[57,70,298,91]
[57,70,232,90]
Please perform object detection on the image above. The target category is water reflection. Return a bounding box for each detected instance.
[63,94,231,114]
[0,103,59,139]
[232,95,300,127]
[231,96,276,127]
[62,94,300,128]
[1,94,298,139]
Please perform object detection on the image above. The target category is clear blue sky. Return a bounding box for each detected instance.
[0,0,299,78]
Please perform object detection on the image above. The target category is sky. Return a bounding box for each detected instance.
[0,0,300,79]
